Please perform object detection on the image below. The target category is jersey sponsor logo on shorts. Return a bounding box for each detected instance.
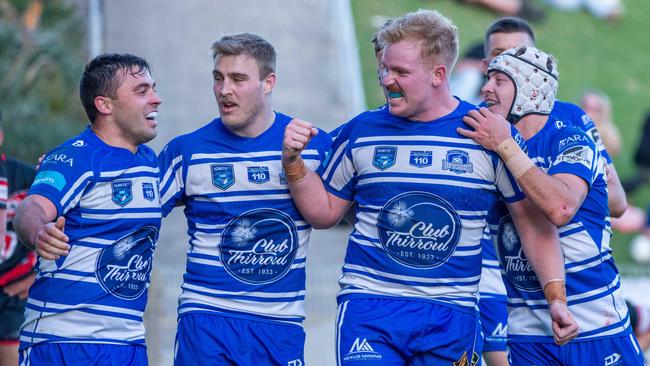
[604,353,622,366]
[111,180,133,206]
[247,166,270,184]
[492,322,508,337]
[220,208,298,284]
[409,150,432,168]
[95,226,158,300]
[442,149,473,174]
[343,338,382,362]
[495,214,540,291]
[142,182,156,201]
[377,191,461,268]
[372,146,397,170]
[32,171,66,191]
[211,164,235,190]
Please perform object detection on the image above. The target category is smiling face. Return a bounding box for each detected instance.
[380,39,436,121]
[110,68,161,147]
[482,70,516,119]
[212,54,275,136]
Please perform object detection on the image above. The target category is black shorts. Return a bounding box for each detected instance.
[0,290,26,342]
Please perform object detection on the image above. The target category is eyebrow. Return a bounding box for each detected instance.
[133,82,155,91]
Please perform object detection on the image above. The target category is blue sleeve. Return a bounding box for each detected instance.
[311,128,333,176]
[548,128,598,187]
[29,145,95,216]
[320,121,357,201]
[157,139,185,217]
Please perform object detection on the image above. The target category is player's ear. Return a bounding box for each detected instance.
[263,73,276,94]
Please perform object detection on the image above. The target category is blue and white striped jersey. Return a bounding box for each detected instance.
[321,101,524,311]
[158,112,331,325]
[21,127,161,350]
[479,227,506,301]
[489,116,629,342]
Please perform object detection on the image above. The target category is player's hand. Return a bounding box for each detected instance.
[549,301,579,345]
[35,216,69,260]
[282,118,318,163]
[3,272,36,300]
[457,107,511,151]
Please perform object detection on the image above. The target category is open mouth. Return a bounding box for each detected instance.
[220,101,238,112]
[145,111,157,121]
[386,85,404,100]
[485,99,498,107]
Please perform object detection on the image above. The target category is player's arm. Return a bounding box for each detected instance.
[507,198,579,345]
[282,119,353,229]
[459,108,587,226]
[605,163,627,218]
[14,194,68,260]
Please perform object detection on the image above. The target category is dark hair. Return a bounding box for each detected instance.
[79,53,150,123]
[484,17,536,46]
[211,33,276,80]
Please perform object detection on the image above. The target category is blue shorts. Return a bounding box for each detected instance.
[336,298,481,365]
[478,297,508,352]
[174,312,305,366]
[508,334,646,365]
[19,343,147,366]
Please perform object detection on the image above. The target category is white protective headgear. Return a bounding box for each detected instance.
[487,46,558,124]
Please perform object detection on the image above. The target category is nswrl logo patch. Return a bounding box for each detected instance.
[211,164,235,190]
[373,146,397,170]
[112,181,133,206]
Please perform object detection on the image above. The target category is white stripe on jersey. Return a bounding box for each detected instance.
[355,134,482,146]
[81,212,162,220]
[191,148,321,161]
[343,263,480,284]
[357,176,496,191]
[178,290,305,320]
[99,165,159,177]
[26,298,144,317]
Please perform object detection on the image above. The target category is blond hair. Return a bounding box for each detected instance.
[377,9,459,71]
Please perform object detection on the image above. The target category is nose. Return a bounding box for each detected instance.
[481,78,494,96]
[218,78,233,96]
[150,90,162,106]
[381,70,394,88]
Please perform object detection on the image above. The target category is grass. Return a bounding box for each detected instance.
[351,0,650,263]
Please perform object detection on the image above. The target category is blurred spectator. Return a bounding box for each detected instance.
[450,42,485,105]
[545,0,624,20]
[627,299,650,351]
[622,111,650,194]
[457,0,546,22]
[579,89,622,157]
[0,111,37,366]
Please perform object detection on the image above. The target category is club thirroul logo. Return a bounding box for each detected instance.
[221,208,298,284]
[377,191,461,268]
